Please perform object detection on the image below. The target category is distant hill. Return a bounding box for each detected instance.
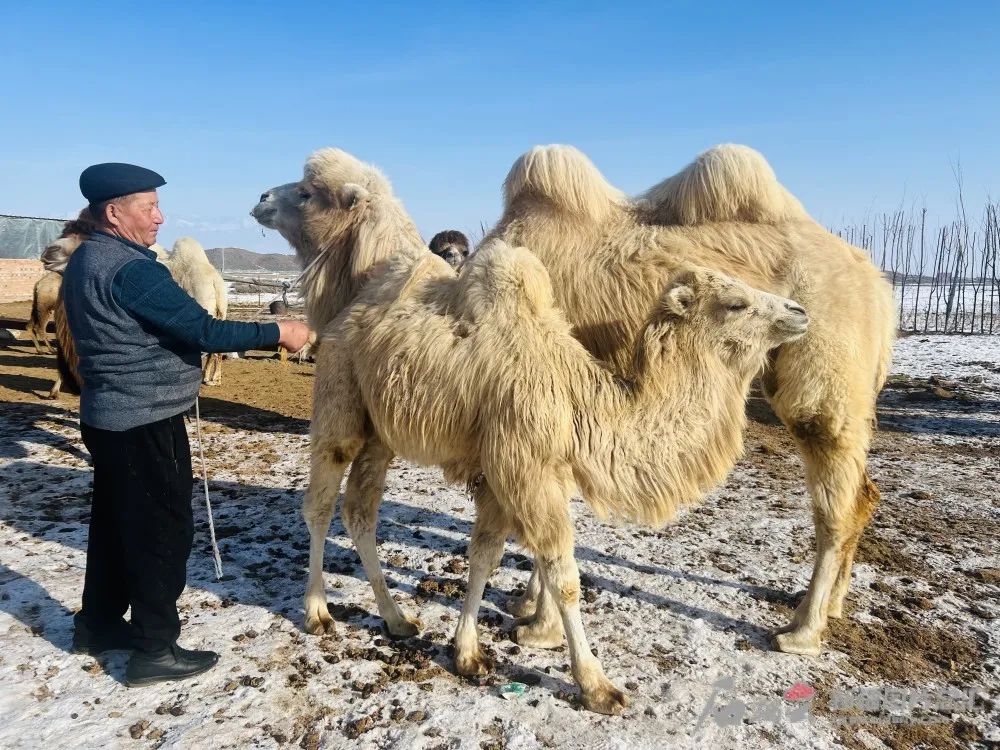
[204,247,301,273]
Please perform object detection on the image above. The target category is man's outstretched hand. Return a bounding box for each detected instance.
[277,320,311,353]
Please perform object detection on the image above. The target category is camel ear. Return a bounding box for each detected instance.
[663,284,694,318]
[339,183,369,208]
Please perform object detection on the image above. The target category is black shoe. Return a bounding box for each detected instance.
[72,613,134,655]
[125,643,219,687]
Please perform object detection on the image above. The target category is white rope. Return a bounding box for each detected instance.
[194,397,224,580]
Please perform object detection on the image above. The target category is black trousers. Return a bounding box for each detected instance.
[79,412,194,654]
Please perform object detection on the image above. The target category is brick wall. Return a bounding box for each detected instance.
[0,259,45,303]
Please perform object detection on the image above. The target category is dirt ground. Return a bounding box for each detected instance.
[0,318,997,749]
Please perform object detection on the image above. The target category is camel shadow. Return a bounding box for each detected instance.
[196,395,310,435]
[0,403,87,461]
[0,372,59,401]
[876,390,1000,437]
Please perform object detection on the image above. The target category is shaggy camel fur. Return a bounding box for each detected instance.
[486,143,896,657]
[166,237,228,385]
[251,148,809,714]
[428,229,470,267]
[28,272,61,354]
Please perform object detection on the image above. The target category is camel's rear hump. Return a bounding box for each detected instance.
[640,144,809,226]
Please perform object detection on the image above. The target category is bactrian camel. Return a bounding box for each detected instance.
[251,147,809,713]
[486,143,896,657]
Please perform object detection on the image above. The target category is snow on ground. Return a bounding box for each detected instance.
[0,336,997,749]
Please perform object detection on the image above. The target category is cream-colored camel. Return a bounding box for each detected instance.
[251,147,809,714]
[28,272,61,354]
[486,143,896,657]
[166,237,228,385]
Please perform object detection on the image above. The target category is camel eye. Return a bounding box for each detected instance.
[725,301,749,312]
[298,190,311,201]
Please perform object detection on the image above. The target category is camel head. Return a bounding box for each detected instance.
[637,267,808,379]
[251,148,425,329]
[428,230,470,268]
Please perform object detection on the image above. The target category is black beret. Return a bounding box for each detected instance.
[79,162,166,204]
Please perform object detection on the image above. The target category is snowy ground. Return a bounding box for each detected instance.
[0,336,997,749]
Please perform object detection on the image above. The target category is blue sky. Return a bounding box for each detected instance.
[2,1,997,253]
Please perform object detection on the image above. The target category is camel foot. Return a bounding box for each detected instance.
[771,627,822,657]
[454,646,493,678]
[304,606,337,636]
[506,591,537,619]
[513,616,564,649]
[384,614,422,640]
[581,681,629,715]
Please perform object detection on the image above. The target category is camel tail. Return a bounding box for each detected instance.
[640,143,810,226]
[502,145,625,222]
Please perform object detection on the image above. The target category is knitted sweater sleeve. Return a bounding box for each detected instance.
[111,259,281,353]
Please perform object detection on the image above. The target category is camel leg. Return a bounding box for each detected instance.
[771,463,877,654]
[513,566,565,649]
[506,563,541,618]
[453,483,507,676]
[827,473,879,618]
[537,551,627,715]
[765,345,880,655]
[303,339,368,635]
[40,312,56,354]
[341,440,420,638]
[204,352,222,386]
[303,438,357,635]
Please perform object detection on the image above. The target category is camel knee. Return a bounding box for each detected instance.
[313,436,363,471]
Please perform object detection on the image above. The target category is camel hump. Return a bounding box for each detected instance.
[458,239,555,318]
[503,144,625,222]
[170,236,210,263]
[640,144,809,225]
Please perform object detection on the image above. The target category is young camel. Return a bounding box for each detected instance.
[487,144,896,657]
[251,148,808,714]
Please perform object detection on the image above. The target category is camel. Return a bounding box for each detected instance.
[251,147,809,713]
[485,143,896,657]
[166,237,228,385]
[28,272,61,354]
[428,229,470,267]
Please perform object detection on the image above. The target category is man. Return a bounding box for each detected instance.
[62,162,309,686]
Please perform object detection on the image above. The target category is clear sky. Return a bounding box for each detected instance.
[2,1,997,253]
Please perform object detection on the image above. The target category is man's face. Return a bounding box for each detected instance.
[107,190,164,246]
